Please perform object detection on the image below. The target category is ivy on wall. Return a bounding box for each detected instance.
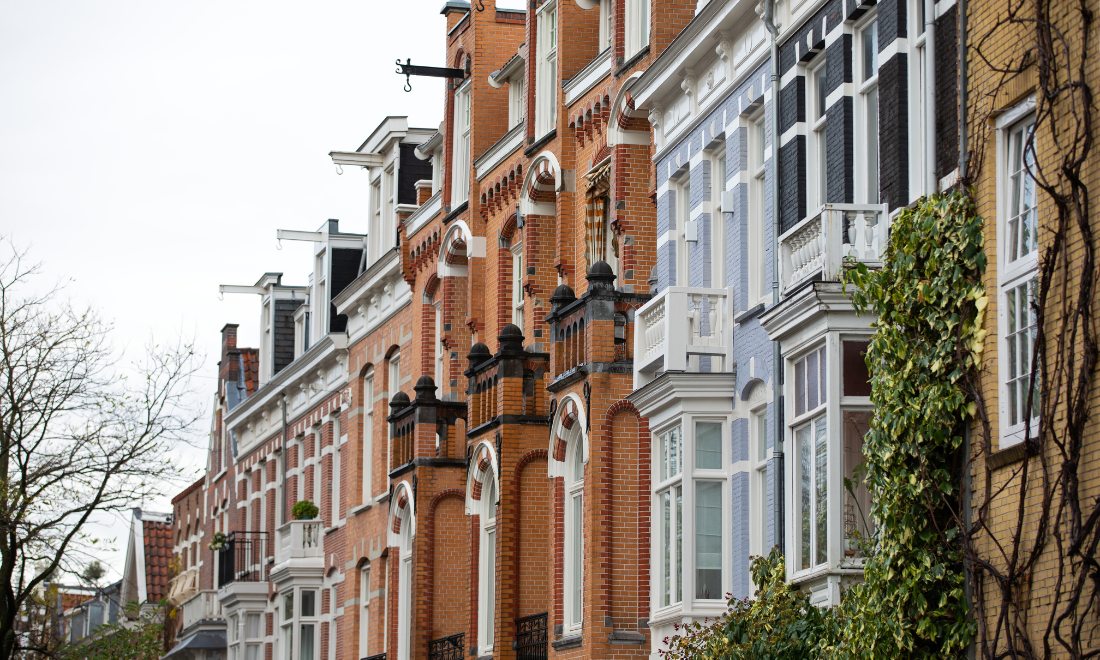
[662,192,985,660]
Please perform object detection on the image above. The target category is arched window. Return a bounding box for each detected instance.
[564,428,584,631]
[478,475,498,654]
[396,505,413,660]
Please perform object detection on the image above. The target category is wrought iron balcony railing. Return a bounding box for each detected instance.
[216,531,269,588]
[514,612,548,660]
[428,633,465,660]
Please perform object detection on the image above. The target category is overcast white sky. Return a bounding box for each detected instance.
[0,0,523,585]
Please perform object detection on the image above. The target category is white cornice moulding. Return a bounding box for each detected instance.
[328,151,384,168]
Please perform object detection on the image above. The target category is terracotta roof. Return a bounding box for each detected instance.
[142,519,173,603]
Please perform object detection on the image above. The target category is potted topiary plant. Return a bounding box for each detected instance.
[292,500,319,521]
[208,531,227,551]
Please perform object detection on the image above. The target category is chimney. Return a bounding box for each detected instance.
[220,324,240,383]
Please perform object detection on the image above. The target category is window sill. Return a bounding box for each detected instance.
[349,502,372,517]
[525,129,557,158]
[551,635,582,651]
[615,45,650,78]
[608,630,646,645]
[988,439,1035,469]
[735,303,766,324]
[442,200,469,225]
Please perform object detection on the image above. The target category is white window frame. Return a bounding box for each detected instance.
[856,13,880,205]
[332,416,342,523]
[598,0,613,51]
[434,305,445,392]
[747,113,768,306]
[996,99,1040,448]
[536,1,559,139]
[397,522,412,660]
[788,345,828,578]
[452,81,472,206]
[809,59,828,213]
[564,432,584,632]
[508,75,526,128]
[511,242,525,330]
[478,474,498,654]
[654,423,683,611]
[389,352,401,397]
[370,177,383,264]
[691,420,725,603]
[675,172,691,286]
[358,567,371,659]
[749,406,770,563]
[907,0,929,202]
[362,372,374,504]
[244,612,262,660]
[708,145,727,287]
[625,0,650,59]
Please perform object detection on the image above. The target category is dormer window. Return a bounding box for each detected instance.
[536,2,558,138]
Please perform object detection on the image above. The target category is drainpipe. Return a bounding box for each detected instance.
[763,0,784,555]
[925,0,937,193]
[958,0,968,181]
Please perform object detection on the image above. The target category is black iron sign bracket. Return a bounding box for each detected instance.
[396,58,465,92]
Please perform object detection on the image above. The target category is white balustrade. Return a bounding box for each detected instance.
[633,286,734,388]
[276,519,324,562]
[779,203,890,294]
[180,590,223,629]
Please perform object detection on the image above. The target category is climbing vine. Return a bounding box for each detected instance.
[661,191,985,660]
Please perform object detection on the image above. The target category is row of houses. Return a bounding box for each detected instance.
[161,0,1095,659]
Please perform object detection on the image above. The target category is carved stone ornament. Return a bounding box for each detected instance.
[341,386,353,408]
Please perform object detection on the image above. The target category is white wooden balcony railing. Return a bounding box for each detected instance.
[633,286,734,388]
[779,203,890,294]
[180,590,223,630]
[276,519,324,562]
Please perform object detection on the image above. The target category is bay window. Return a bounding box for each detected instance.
[452,81,472,205]
[786,338,874,591]
[655,420,726,611]
[536,2,558,138]
[998,109,1039,447]
[279,589,318,660]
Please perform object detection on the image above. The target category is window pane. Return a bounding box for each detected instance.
[797,424,812,570]
[572,442,584,483]
[246,645,259,660]
[843,411,873,557]
[300,624,314,660]
[866,86,880,203]
[674,485,683,604]
[669,426,681,477]
[862,20,878,81]
[842,341,872,397]
[816,67,827,120]
[819,346,828,405]
[230,616,239,642]
[487,529,496,637]
[246,614,261,639]
[695,422,723,469]
[301,591,315,618]
[285,626,293,660]
[814,416,828,566]
[795,357,806,416]
[756,410,768,460]
[695,481,723,599]
[284,594,293,621]
[807,350,819,410]
[660,432,668,482]
[661,490,671,607]
[571,495,582,624]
